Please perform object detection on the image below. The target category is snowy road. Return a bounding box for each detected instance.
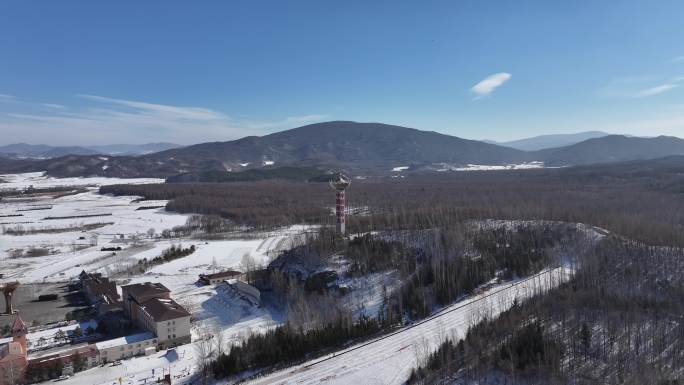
[245,267,571,385]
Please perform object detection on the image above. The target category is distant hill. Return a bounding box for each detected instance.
[166,166,331,183]
[147,121,528,173]
[534,135,684,166]
[0,142,181,159]
[491,131,610,151]
[88,142,181,156]
[0,143,98,159]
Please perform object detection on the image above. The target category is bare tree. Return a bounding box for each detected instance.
[212,325,227,358]
[240,253,258,283]
[413,335,431,369]
[194,331,215,385]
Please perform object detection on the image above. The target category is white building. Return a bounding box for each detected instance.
[95,332,156,363]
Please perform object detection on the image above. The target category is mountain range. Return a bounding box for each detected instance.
[487,131,611,151]
[1,121,683,178]
[0,142,180,159]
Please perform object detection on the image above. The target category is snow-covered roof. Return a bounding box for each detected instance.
[95,331,155,350]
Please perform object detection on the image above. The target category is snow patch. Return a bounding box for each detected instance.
[435,161,545,172]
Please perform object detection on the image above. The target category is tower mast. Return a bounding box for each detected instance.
[329,172,351,235]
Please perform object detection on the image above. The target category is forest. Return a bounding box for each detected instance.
[101,156,684,247]
[407,235,684,384]
[207,222,595,380]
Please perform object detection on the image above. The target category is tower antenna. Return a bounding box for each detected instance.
[329,172,351,235]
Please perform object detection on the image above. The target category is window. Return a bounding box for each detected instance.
[172,334,176,338]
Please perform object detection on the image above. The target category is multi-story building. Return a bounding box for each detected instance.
[79,271,122,315]
[120,283,191,349]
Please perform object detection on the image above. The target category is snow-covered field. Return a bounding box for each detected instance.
[1,172,307,283]
[443,161,545,172]
[246,267,572,385]
[0,171,163,190]
[0,176,188,281]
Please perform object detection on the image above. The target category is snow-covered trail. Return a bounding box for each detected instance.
[245,267,571,385]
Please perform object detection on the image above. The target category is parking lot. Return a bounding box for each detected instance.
[0,281,89,329]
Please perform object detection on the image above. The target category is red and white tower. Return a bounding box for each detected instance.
[330,173,351,235]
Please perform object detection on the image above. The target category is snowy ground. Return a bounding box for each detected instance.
[26,319,98,352]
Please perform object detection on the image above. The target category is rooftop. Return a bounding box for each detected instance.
[95,331,155,350]
[122,282,170,299]
[199,270,241,280]
[83,276,119,300]
[140,298,191,322]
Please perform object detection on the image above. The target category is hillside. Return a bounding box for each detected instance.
[149,121,530,171]
[493,131,610,151]
[0,143,98,159]
[0,142,181,159]
[535,135,684,166]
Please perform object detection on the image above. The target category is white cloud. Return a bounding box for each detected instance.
[471,72,511,99]
[0,95,329,145]
[42,103,66,110]
[670,56,684,63]
[76,94,227,121]
[599,75,684,98]
[0,94,15,100]
[635,83,678,97]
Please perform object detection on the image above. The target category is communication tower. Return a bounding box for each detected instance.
[329,173,351,235]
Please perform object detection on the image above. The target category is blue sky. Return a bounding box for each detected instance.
[0,0,683,145]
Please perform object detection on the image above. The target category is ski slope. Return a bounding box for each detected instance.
[245,267,571,385]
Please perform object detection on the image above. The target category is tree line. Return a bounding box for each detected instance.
[101,158,684,247]
[407,235,684,384]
